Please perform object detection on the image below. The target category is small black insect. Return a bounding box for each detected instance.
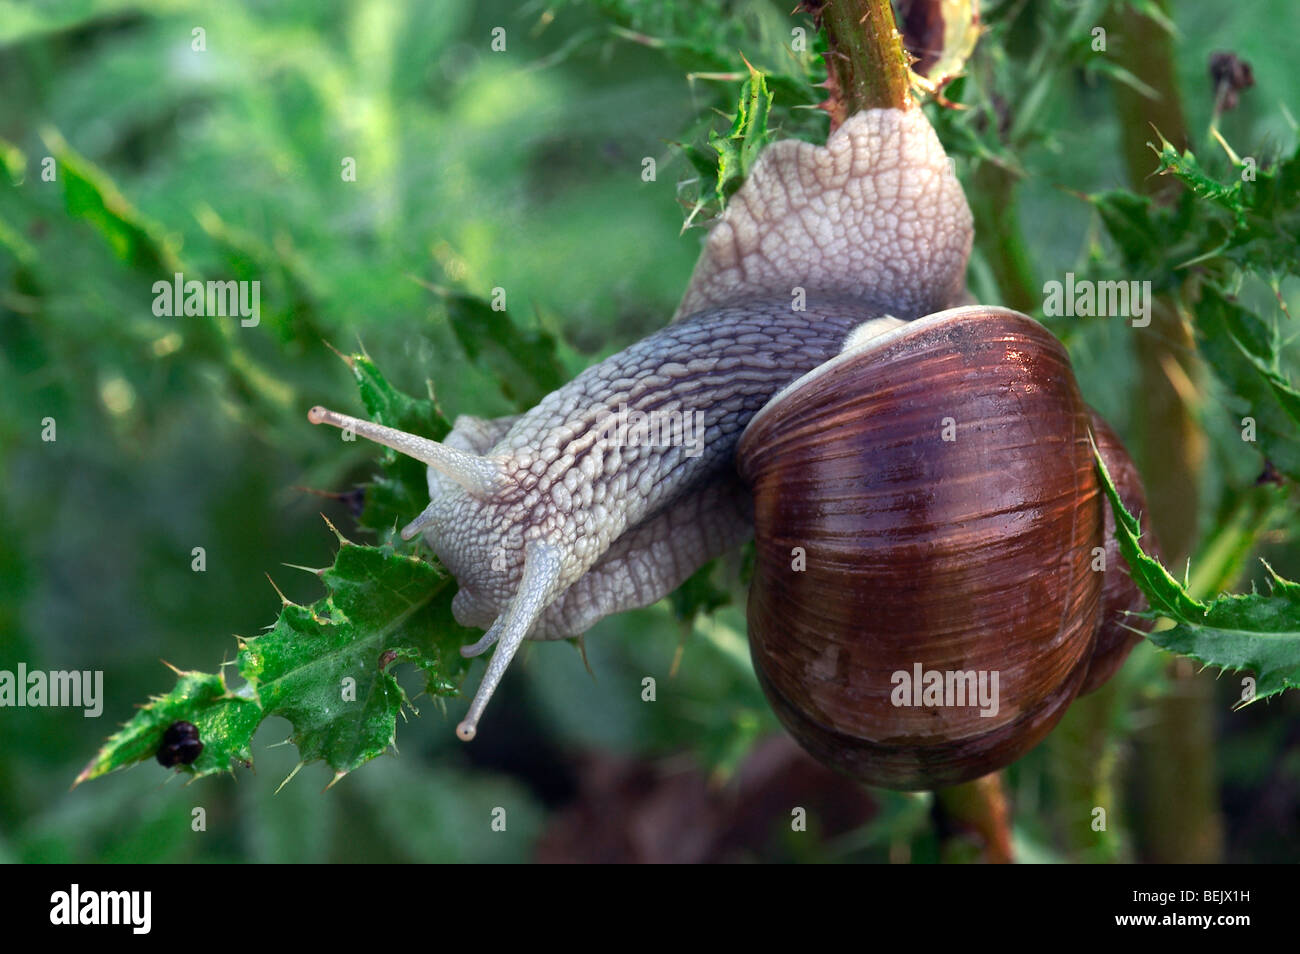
[156,720,203,767]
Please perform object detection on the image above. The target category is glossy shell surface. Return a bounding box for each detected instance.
[738,307,1104,790]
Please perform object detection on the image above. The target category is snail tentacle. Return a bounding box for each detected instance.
[455,539,563,741]
[460,620,502,658]
[308,405,506,499]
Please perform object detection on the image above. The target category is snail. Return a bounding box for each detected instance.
[307,108,1154,786]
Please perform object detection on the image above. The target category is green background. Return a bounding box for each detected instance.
[1,0,1297,863]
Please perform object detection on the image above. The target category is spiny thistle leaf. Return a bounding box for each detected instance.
[1096,447,1300,703]
[80,360,480,786]
[679,63,775,223]
[74,670,261,786]
[1153,134,1300,278]
[238,531,476,776]
[1092,135,1300,282]
[1092,137,1300,479]
[709,62,774,203]
[1196,286,1300,480]
[78,528,478,785]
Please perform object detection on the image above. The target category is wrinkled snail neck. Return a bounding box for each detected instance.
[309,107,975,741]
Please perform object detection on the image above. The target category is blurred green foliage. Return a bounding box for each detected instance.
[1,0,1298,863]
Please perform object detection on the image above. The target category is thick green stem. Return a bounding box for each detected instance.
[1047,681,1126,862]
[817,0,913,124]
[1105,0,1222,865]
[969,161,1039,313]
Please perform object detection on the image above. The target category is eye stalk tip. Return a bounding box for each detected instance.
[456,721,477,742]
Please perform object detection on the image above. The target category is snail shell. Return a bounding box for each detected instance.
[737,306,1106,790]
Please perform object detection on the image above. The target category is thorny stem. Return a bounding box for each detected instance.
[812,0,914,127]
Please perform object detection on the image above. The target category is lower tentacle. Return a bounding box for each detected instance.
[456,540,564,741]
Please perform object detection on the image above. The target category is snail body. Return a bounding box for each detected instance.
[308,107,1153,782]
[310,296,902,738]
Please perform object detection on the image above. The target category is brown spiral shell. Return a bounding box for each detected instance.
[736,306,1106,790]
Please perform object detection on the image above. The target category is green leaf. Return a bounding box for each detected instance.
[1195,286,1300,479]
[1092,136,1300,287]
[0,137,24,185]
[433,288,567,411]
[41,127,182,275]
[667,559,732,628]
[1096,446,1300,703]
[1152,135,1300,280]
[1159,571,1300,702]
[1088,189,1173,269]
[239,529,475,779]
[32,130,297,418]
[678,62,776,223]
[709,63,774,203]
[1092,140,1300,481]
[80,360,479,786]
[79,527,478,786]
[1154,137,1248,221]
[1086,187,1209,294]
[74,670,261,786]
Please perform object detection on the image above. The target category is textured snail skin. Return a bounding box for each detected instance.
[311,296,897,736]
[675,108,972,321]
[310,108,976,739]
[423,298,903,636]
[738,307,1105,790]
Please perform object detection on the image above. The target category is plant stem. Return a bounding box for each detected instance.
[1106,11,1202,561]
[933,772,1014,863]
[815,0,913,126]
[1105,0,1222,864]
[969,160,1039,313]
[1047,680,1126,862]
